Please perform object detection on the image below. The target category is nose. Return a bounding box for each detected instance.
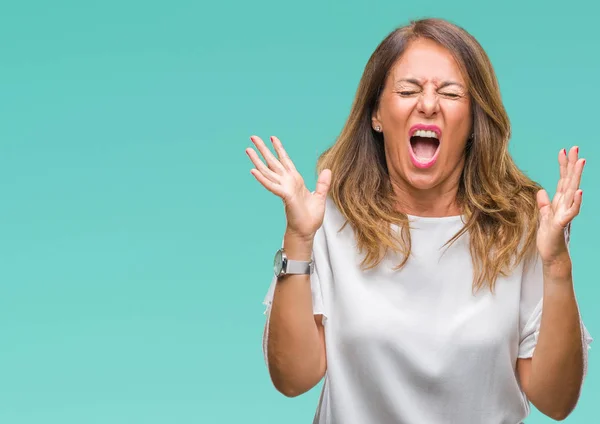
[416,89,440,117]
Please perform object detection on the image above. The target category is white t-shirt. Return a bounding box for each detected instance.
[262,197,593,424]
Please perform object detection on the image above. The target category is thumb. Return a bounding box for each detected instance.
[314,169,332,199]
[536,189,551,210]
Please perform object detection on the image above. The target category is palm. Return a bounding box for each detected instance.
[246,135,331,239]
[536,146,585,263]
[280,171,328,236]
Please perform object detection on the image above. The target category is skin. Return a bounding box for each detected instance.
[517,145,586,420]
[247,38,587,419]
[246,135,330,396]
[372,38,472,217]
[372,38,587,420]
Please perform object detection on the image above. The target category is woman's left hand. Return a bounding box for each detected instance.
[536,146,585,266]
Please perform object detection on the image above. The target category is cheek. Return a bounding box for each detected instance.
[445,104,471,136]
[452,101,472,127]
[383,97,415,125]
[440,103,471,160]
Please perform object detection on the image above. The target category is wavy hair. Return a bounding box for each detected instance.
[317,18,541,292]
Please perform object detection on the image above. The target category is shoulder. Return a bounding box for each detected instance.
[323,196,346,229]
[315,196,353,250]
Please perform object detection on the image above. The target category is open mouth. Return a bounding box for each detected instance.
[409,128,441,168]
[410,130,440,160]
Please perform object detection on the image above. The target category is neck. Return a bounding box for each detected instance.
[389,168,463,218]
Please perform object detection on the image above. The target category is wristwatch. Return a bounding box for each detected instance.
[273,248,313,278]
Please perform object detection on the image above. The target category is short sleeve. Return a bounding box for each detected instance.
[261,226,331,367]
[517,226,593,376]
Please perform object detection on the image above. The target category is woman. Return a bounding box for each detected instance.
[246,18,593,423]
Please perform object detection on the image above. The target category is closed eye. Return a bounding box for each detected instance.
[399,91,419,96]
[440,92,461,98]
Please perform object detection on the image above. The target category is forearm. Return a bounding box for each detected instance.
[266,232,327,397]
[528,256,584,419]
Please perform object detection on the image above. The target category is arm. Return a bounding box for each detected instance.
[517,256,584,421]
[518,146,587,420]
[246,135,331,397]
[265,231,327,397]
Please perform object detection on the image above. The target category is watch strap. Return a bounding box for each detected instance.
[286,258,313,275]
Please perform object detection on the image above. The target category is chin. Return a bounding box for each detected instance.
[405,172,441,191]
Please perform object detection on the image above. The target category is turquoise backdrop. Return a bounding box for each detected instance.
[0,0,597,423]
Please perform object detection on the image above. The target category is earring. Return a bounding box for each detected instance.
[375,125,381,132]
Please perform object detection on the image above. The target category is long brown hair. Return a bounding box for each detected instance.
[317,18,541,292]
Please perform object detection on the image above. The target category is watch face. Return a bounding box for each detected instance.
[274,249,283,276]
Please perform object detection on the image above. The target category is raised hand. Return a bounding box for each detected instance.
[536,146,585,265]
[246,135,331,241]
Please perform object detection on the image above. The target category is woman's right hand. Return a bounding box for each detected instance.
[246,135,332,241]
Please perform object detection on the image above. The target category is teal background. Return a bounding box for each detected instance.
[0,0,597,422]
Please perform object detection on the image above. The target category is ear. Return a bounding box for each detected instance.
[371,111,382,132]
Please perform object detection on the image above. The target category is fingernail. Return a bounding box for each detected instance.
[583,159,586,166]
[562,149,566,155]
[576,147,579,154]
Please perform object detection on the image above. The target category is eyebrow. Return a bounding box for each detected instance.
[395,78,465,89]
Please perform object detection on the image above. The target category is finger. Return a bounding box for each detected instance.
[560,190,583,227]
[552,182,563,209]
[270,136,297,172]
[551,193,562,211]
[567,158,585,192]
[250,136,285,173]
[565,146,579,179]
[558,146,579,207]
[314,169,332,199]
[537,189,551,210]
[558,148,568,179]
[561,157,585,209]
[250,169,285,198]
[570,189,583,216]
[556,148,568,194]
[246,148,281,183]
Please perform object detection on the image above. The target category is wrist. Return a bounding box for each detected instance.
[542,253,573,281]
[283,230,314,261]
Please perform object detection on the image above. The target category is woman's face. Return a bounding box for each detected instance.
[373,38,472,193]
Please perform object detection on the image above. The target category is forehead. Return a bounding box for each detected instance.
[391,38,466,86]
